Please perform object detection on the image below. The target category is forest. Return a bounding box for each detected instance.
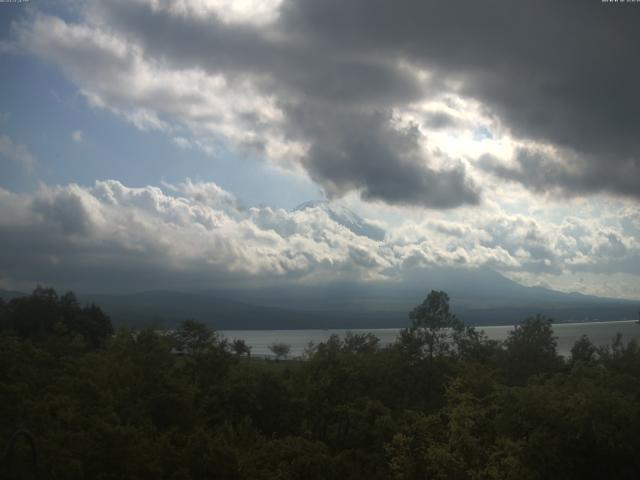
[2,287,640,479]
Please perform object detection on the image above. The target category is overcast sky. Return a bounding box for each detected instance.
[1,0,639,299]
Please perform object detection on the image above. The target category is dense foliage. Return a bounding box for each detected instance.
[2,288,640,479]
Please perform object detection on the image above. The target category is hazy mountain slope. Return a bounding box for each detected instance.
[0,289,27,301]
[80,268,638,329]
[213,267,631,312]
[79,291,406,330]
[4,267,638,329]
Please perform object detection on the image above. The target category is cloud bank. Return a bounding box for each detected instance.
[0,179,637,296]
[3,1,640,298]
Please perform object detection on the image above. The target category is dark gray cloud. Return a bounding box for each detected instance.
[21,0,640,203]
[92,0,425,107]
[288,106,479,207]
[479,148,640,198]
[74,0,480,208]
[279,0,640,199]
[422,111,459,131]
[32,189,92,235]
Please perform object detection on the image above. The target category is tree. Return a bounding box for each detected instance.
[401,290,463,360]
[172,319,217,354]
[72,302,113,349]
[4,286,640,479]
[343,332,380,354]
[269,342,291,360]
[231,338,252,358]
[0,287,112,349]
[503,314,562,384]
[570,334,598,364]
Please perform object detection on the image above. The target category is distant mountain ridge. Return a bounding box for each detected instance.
[0,289,27,301]
[3,268,636,329]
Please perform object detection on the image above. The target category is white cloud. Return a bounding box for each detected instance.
[17,13,304,168]
[0,134,37,173]
[0,180,393,291]
[71,129,83,143]
[140,0,284,25]
[0,179,638,297]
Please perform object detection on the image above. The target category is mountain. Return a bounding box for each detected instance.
[4,268,637,329]
[0,289,27,301]
[213,267,630,312]
[294,200,386,241]
[79,268,638,329]
[79,291,401,330]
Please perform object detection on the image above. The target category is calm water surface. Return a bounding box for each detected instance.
[222,320,640,358]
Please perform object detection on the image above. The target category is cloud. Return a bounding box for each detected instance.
[15,3,482,208]
[0,179,637,294]
[281,0,640,200]
[4,1,640,295]
[0,180,395,291]
[291,107,479,207]
[23,0,640,203]
[16,11,307,167]
[71,129,83,143]
[0,134,37,173]
[479,147,640,199]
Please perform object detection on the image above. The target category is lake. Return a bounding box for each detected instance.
[222,320,640,358]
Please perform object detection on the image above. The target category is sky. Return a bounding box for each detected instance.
[0,0,639,299]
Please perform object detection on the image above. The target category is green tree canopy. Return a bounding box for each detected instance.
[401,290,464,360]
[0,287,112,348]
[503,314,562,384]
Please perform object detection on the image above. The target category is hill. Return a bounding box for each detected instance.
[4,267,636,329]
[76,268,638,329]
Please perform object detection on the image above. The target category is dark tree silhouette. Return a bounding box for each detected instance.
[1,287,112,348]
[503,314,562,383]
[401,290,464,360]
[231,338,252,357]
[269,342,291,360]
